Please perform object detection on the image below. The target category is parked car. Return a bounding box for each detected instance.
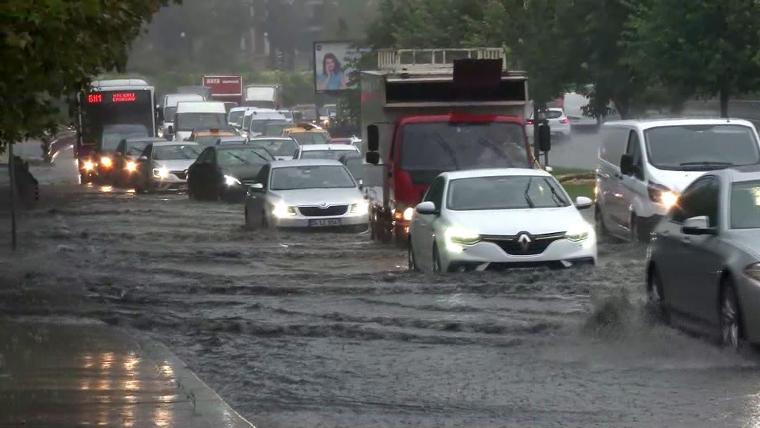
[526,108,571,139]
[243,160,369,230]
[135,142,202,193]
[596,118,760,242]
[647,166,760,349]
[187,144,273,202]
[408,168,596,273]
[295,144,360,161]
[113,137,165,187]
[248,137,299,160]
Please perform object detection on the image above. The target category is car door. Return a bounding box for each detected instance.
[660,177,713,315]
[137,145,153,186]
[620,130,648,231]
[597,126,628,235]
[412,176,445,270]
[246,165,270,224]
[677,176,723,322]
[189,148,212,193]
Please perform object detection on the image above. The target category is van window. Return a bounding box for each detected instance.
[645,124,760,170]
[600,127,628,166]
[626,131,645,180]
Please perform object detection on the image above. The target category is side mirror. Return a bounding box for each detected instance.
[366,151,380,165]
[415,201,438,215]
[682,216,717,236]
[367,125,379,152]
[575,196,593,210]
[538,122,551,152]
[620,154,634,176]
[167,125,174,135]
[138,155,148,161]
[249,182,264,191]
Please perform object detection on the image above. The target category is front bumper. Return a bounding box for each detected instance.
[150,172,187,190]
[442,236,597,269]
[272,213,369,229]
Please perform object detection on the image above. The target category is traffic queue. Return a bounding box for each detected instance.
[72,49,760,351]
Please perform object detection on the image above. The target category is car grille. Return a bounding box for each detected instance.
[481,232,566,256]
[298,205,348,217]
[172,170,187,180]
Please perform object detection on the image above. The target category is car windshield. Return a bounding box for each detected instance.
[447,175,570,210]
[228,111,245,127]
[263,123,289,136]
[176,113,227,131]
[153,145,200,161]
[250,139,298,156]
[546,110,563,119]
[290,132,329,145]
[125,141,150,156]
[731,180,760,229]
[101,124,149,151]
[217,148,270,166]
[645,125,760,170]
[251,119,288,134]
[270,165,356,190]
[400,122,529,184]
[301,150,359,161]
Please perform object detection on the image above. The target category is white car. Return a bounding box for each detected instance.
[408,168,597,272]
[135,142,202,193]
[295,144,361,161]
[244,160,369,230]
[526,108,572,139]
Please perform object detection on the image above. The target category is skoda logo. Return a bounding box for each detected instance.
[517,232,532,251]
[319,203,329,209]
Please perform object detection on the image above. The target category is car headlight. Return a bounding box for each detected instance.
[82,160,95,171]
[565,222,593,242]
[745,262,760,282]
[350,200,369,215]
[152,167,169,179]
[402,207,414,221]
[648,183,679,209]
[444,226,481,253]
[125,161,137,172]
[224,175,241,187]
[100,156,113,168]
[272,201,296,218]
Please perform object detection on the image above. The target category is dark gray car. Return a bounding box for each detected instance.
[647,165,760,349]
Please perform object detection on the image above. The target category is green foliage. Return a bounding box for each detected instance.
[0,0,173,152]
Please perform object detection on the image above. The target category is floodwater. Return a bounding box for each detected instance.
[2,184,760,428]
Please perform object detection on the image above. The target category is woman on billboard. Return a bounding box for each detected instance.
[316,53,348,91]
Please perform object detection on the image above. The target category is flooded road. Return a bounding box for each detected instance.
[2,185,760,427]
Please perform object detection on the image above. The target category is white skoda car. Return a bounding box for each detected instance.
[408,168,597,272]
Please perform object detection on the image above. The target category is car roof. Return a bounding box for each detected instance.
[124,137,165,144]
[270,159,345,168]
[299,144,358,151]
[218,136,246,141]
[603,117,756,131]
[150,141,200,147]
[442,168,552,180]
[250,137,295,141]
[176,101,226,113]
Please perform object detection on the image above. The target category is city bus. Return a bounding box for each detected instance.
[77,79,156,182]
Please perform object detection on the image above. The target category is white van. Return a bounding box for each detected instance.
[161,93,204,137]
[173,101,227,142]
[596,118,760,241]
[239,109,286,139]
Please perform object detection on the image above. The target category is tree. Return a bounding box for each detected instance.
[629,0,760,117]
[0,0,175,153]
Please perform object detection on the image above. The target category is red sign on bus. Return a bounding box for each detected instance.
[87,93,102,104]
[112,92,136,103]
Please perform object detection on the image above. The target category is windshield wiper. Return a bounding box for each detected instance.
[523,177,536,208]
[431,132,459,169]
[679,161,733,166]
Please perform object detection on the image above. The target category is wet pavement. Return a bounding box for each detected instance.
[0,317,253,428]
[3,180,760,427]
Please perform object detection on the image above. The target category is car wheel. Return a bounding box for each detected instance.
[408,239,419,272]
[432,244,443,273]
[646,267,669,323]
[720,279,742,350]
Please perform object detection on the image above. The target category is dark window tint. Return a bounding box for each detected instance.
[672,176,719,226]
[424,177,446,209]
[600,127,629,165]
[645,125,760,170]
[626,131,644,180]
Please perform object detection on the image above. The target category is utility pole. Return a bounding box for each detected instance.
[8,142,17,250]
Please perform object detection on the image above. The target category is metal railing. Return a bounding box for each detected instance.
[377,48,518,72]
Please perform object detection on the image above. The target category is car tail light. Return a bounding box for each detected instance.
[560,118,569,124]
[526,119,535,126]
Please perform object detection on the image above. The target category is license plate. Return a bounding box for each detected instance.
[309,218,341,227]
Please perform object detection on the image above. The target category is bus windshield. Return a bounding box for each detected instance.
[101,124,150,152]
[81,89,154,147]
[399,122,529,184]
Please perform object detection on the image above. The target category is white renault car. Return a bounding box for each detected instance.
[244,159,369,231]
[408,168,597,272]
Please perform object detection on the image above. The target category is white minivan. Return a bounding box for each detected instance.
[595,118,760,242]
[161,93,204,138]
[173,101,228,142]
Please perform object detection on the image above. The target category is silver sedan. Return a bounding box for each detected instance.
[647,165,760,349]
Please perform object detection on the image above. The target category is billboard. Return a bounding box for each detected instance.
[202,75,243,98]
[313,41,364,93]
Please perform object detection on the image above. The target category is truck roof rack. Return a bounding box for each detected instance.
[376,48,520,73]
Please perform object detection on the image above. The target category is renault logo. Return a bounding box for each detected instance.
[517,233,532,251]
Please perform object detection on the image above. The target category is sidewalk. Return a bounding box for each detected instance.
[0,317,255,428]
